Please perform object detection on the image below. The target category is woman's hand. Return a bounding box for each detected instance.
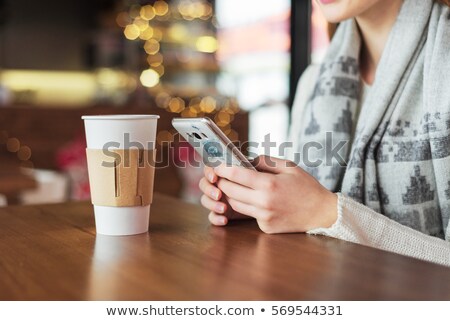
[199,166,249,226]
[199,155,338,233]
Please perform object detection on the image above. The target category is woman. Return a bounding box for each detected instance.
[199,0,450,266]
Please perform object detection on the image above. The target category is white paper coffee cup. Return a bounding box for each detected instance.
[82,115,159,236]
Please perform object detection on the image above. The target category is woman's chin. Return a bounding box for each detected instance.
[315,0,351,22]
[320,10,354,23]
[315,0,381,23]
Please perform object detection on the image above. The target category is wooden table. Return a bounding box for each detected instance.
[0,193,449,300]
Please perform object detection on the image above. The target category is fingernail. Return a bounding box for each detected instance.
[210,189,219,200]
[215,203,225,213]
[208,172,214,182]
[219,216,227,225]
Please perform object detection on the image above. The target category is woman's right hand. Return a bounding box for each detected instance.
[199,166,250,226]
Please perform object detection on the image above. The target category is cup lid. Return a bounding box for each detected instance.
[82,115,160,120]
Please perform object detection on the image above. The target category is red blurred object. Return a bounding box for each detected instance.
[174,141,204,203]
[56,134,90,200]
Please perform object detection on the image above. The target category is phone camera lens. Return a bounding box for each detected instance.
[204,142,223,157]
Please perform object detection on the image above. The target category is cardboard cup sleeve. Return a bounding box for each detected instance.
[86,149,156,207]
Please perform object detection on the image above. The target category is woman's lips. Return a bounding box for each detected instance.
[319,0,336,4]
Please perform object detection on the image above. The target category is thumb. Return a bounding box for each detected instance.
[251,155,297,174]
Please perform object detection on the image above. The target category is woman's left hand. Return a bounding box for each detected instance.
[213,155,338,234]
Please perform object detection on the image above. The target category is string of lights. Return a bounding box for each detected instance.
[116,0,240,143]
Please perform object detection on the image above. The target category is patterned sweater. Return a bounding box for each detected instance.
[289,65,450,267]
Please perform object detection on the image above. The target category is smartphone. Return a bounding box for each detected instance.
[172,117,255,169]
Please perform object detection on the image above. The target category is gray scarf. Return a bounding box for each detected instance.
[296,0,450,239]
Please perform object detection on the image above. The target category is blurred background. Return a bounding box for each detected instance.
[0,0,330,206]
